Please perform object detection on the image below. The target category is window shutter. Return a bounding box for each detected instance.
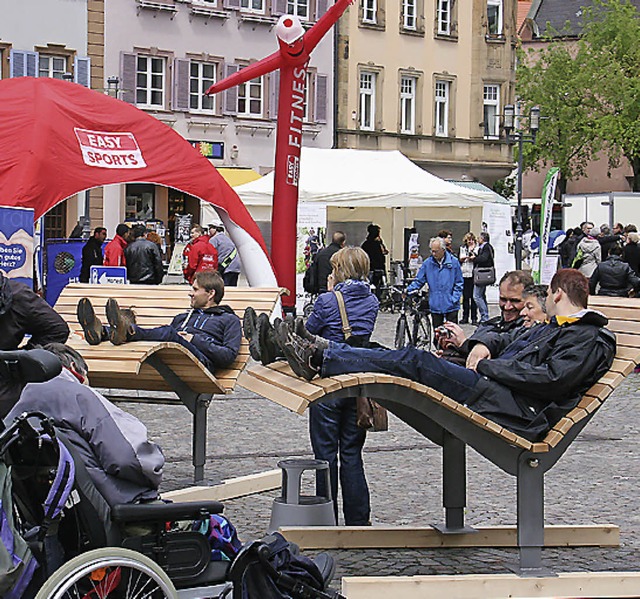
[173,58,191,111]
[120,52,137,104]
[224,0,241,8]
[223,63,239,115]
[315,73,327,123]
[10,50,38,77]
[269,70,280,119]
[74,56,91,87]
[315,0,328,19]
[271,0,287,16]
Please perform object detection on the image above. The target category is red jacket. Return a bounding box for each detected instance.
[103,234,128,267]
[183,235,218,283]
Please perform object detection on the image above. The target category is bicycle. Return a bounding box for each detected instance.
[393,287,432,351]
[302,292,318,318]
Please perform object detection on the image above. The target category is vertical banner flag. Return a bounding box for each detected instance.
[0,206,35,287]
[535,167,560,283]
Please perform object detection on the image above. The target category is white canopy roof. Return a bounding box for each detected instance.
[234,148,499,208]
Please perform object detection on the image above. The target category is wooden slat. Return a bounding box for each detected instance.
[245,363,326,401]
[552,417,574,435]
[566,407,589,425]
[577,396,603,413]
[531,442,550,453]
[237,371,309,414]
[584,383,613,401]
[609,358,636,376]
[543,430,564,448]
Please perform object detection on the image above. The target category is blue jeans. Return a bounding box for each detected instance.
[130,325,212,370]
[309,397,370,525]
[322,344,481,405]
[473,284,489,323]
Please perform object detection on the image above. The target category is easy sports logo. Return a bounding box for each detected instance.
[74,128,147,169]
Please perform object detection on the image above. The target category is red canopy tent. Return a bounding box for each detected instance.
[0,77,275,286]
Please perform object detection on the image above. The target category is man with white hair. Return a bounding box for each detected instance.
[406,237,463,327]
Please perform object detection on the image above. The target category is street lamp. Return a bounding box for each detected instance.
[503,104,540,270]
[107,76,120,98]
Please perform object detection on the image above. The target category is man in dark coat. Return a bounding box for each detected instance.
[79,227,107,283]
[309,231,346,294]
[361,224,388,298]
[275,269,616,441]
[0,272,69,416]
[77,271,241,371]
[124,224,164,285]
[590,244,640,296]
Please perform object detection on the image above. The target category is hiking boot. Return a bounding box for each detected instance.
[294,317,316,343]
[258,313,281,366]
[105,298,136,346]
[275,321,320,380]
[77,298,103,346]
[243,306,261,361]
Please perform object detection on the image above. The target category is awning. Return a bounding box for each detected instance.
[218,168,262,187]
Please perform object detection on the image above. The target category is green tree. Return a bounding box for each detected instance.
[581,0,640,190]
[516,38,601,196]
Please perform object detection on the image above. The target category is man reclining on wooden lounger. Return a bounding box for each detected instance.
[77,270,242,372]
[267,269,616,441]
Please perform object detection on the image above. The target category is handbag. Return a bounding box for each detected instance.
[473,266,496,286]
[334,290,389,432]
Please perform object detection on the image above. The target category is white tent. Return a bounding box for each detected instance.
[233,148,499,207]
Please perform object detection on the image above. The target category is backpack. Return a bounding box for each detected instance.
[303,260,319,294]
[572,247,585,269]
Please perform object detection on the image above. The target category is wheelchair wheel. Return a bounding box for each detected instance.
[35,547,178,599]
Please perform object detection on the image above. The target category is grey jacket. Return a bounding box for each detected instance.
[5,369,164,506]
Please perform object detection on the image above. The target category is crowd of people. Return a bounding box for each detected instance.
[79,221,241,286]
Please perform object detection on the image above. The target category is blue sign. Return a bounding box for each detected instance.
[0,206,34,287]
[90,266,127,285]
[45,239,84,306]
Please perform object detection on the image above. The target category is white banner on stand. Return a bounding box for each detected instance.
[481,202,516,303]
[296,203,327,314]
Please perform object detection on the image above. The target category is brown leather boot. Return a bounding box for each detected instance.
[77,298,104,345]
[105,299,136,345]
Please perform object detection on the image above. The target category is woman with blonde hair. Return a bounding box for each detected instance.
[304,246,378,526]
[459,232,478,324]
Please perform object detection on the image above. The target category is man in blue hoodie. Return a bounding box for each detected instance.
[77,270,241,371]
[406,236,463,327]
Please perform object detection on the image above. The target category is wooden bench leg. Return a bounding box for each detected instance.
[517,454,545,573]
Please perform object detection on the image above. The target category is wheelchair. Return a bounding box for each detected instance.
[0,349,342,599]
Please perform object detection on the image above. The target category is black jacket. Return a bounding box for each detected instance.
[623,242,640,276]
[79,237,104,283]
[468,310,616,440]
[312,242,342,293]
[589,255,640,296]
[0,275,70,415]
[559,235,579,268]
[124,238,164,284]
[474,242,495,269]
[361,237,386,271]
[597,234,623,259]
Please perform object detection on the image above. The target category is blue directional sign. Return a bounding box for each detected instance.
[90,266,127,285]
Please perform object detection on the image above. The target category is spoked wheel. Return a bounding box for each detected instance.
[394,317,410,349]
[36,547,178,599]
[412,313,433,351]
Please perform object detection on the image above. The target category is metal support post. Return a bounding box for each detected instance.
[517,456,545,573]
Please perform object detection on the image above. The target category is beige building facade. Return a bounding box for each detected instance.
[335,0,517,187]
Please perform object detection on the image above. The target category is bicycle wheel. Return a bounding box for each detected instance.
[394,317,410,349]
[36,547,178,599]
[412,312,432,351]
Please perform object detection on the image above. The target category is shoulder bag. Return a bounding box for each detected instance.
[473,245,496,286]
[334,290,389,432]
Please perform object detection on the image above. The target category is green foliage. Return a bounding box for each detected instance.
[493,172,517,200]
[516,0,640,190]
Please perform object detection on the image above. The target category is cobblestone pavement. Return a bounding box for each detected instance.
[112,308,640,587]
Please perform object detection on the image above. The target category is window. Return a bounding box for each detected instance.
[487,0,502,35]
[435,79,449,137]
[403,0,416,30]
[126,184,156,221]
[437,0,450,35]
[361,0,376,23]
[136,55,166,108]
[483,84,500,139]
[39,55,66,79]
[238,76,263,117]
[359,71,376,130]
[190,61,216,112]
[287,0,308,19]
[240,0,264,13]
[400,76,416,134]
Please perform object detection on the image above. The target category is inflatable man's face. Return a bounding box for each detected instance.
[275,15,306,61]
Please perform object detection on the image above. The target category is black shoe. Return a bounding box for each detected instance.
[243,306,261,361]
[258,313,281,366]
[105,298,135,346]
[275,321,320,380]
[77,298,103,346]
[460,319,469,325]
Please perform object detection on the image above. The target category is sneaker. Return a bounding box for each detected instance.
[258,313,281,366]
[275,321,320,380]
[77,298,103,346]
[243,306,261,361]
[105,298,135,346]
